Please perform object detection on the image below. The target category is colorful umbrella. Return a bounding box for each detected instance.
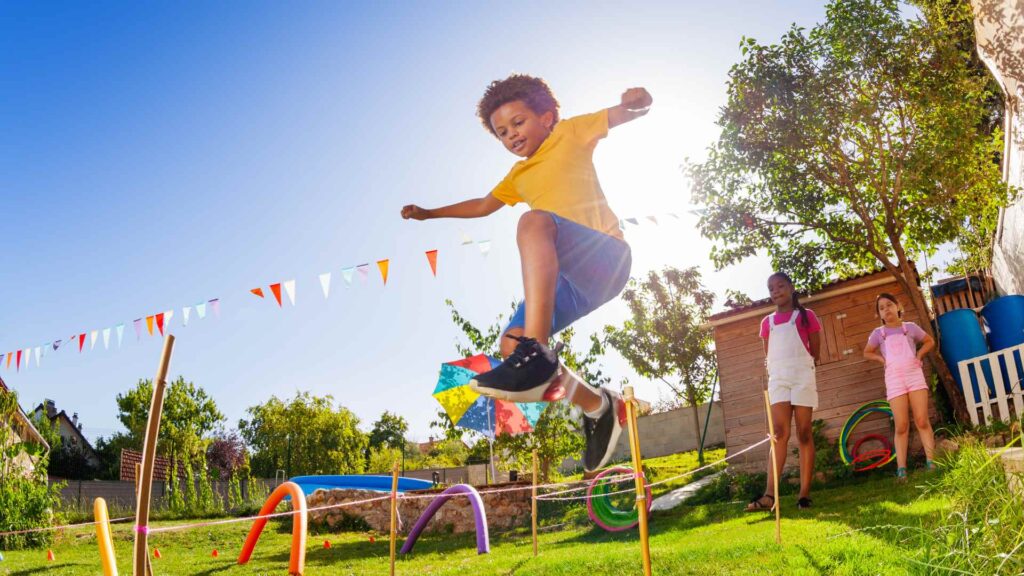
[432,354,547,438]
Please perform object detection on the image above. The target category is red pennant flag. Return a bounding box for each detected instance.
[269,283,283,306]
[146,316,154,335]
[377,259,390,285]
[16,350,22,371]
[251,287,265,298]
[79,333,86,352]
[425,250,438,277]
[155,313,165,336]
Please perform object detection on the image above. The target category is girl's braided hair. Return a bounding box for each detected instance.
[770,272,809,328]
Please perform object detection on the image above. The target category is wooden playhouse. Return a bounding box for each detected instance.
[709,270,935,472]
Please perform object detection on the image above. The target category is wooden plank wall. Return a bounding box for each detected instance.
[713,273,936,473]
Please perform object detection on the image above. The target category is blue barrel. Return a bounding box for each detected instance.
[982,295,1024,351]
[938,309,991,401]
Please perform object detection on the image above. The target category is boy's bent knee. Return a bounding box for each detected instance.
[517,211,556,237]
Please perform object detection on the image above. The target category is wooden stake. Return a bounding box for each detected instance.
[132,335,174,576]
[390,460,400,576]
[763,389,782,545]
[531,449,539,557]
[624,386,652,576]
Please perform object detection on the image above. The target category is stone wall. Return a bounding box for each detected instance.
[307,483,531,534]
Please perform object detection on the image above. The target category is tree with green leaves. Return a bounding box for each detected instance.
[114,376,224,458]
[368,411,409,451]
[604,267,717,464]
[443,299,602,480]
[687,0,1011,421]
[238,391,368,477]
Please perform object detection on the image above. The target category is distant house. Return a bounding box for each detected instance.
[0,376,49,475]
[31,399,101,470]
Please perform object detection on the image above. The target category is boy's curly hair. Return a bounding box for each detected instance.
[476,74,560,136]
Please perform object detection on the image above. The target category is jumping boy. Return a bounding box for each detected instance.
[401,74,651,472]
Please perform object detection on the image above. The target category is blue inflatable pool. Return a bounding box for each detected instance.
[289,475,434,494]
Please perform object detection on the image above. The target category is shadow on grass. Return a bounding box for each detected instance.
[8,562,81,575]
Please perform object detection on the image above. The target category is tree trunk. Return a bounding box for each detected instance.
[540,457,551,482]
[689,392,704,466]
[895,258,971,423]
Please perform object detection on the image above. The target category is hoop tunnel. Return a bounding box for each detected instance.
[400,484,489,555]
[237,481,307,575]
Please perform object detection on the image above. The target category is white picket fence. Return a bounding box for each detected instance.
[958,342,1024,425]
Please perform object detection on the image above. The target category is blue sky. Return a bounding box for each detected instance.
[0,1,854,442]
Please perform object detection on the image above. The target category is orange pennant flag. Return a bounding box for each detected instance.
[155,313,165,336]
[377,259,390,285]
[146,316,155,335]
[425,250,438,277]
[269,283,283,306]
[5,352,11,369]
[251,287,265,298]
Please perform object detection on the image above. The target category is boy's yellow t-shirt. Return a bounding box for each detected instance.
[489,110,624,240]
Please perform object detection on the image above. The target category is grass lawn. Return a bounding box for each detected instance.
[0,472,946,575]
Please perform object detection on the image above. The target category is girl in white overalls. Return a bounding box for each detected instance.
[747,272,821,512]
[863,292,936,481]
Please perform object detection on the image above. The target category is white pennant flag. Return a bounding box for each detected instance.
[183,306,192,327]
[116,324,125,348]
[165,309,174,327]
[196,302,207,319]
[35,347,41,367]
[90,330,99,350]
[461,232,473,245]
[24,348,31,370]
[341,267,355,286]
[478,240,492,256]
[283,279,297,306]
[102,328,111,350]
[319,273,332,299]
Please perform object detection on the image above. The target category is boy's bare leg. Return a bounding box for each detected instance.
[517,211,558,341]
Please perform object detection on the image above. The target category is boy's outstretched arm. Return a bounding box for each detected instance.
[607,87,653,129]
[401,193,504,220]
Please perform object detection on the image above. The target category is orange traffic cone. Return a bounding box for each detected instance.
[323,540,331,549]
[46,550,55,561]
[153,548,162,559]
[369,536,376,544]
[211,549,219,558]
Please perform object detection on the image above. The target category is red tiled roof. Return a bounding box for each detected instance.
[120,448,178,482]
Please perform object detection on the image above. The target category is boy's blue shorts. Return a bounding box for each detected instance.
[505,212,632,336]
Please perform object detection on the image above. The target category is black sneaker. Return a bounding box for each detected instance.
[468,335,562,402]
[582,389,624,472]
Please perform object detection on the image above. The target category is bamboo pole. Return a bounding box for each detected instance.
[390,460,400,576]
[532,449,539,557]
[132,335,175,576]
[623,386,652,576]
[763,389,782,545]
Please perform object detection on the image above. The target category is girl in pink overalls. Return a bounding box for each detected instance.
[863,293,936,481]
[747,272,821,512]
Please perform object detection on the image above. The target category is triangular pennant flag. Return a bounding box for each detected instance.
[165,309,174,326]
[116,324,125,348]
[0,354,4,370]
[90,330,99,350]
[647,215,659,225]
[78,333,86,352]
[134,319,143,341]
[155,313,165,336]
[53,340,62,352]
[16,349,22,371]
[34,347,41,368]
[146,316,155,336]
[183,306,192,327]
[341,267,355,286]
[209,299,220,317]
[425,250,438,277]
[319,273,332,299]
[283,281,296,306]
[478,240,491,256]
[5,352,11,369]
[250,287,265,298]
[376,260,389,286]
[625,217,639,226]
[269,283,283,306]
[102,328,111,350]
[42,342,50,357]
[356,264,369,283]
[619,219,626,230]
[461,233,473,245]
[196,302,207,319]
[668,212,680,219]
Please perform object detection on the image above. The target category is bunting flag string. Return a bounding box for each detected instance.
[0,208,690,375]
